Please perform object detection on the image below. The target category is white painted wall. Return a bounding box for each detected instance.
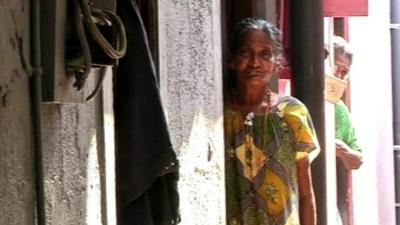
[348,0,396,224]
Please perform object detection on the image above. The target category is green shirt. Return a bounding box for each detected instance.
[335,100,362,152]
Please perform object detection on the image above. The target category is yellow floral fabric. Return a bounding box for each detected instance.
[225,96,319,225]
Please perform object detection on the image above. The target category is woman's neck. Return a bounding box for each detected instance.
[232,85,271,114]
[242,91,264,105]
[239,84,265,103]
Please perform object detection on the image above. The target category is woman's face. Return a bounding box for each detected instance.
[231,30,277,90]
[334,53,351,80]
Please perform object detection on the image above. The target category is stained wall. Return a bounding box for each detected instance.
[158,1,225,224]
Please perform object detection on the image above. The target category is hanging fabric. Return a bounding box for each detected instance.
[115,0,180,224]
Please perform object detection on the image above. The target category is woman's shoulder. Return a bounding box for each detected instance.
[273,95,310,117]
[275,95,306,109]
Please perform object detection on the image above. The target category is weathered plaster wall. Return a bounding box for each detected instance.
[41,73,115,225]
[0,0,35,224]
[0,1,109,224]
[42,103,100,225]
[159,1,225,224]
[1,0,224,224]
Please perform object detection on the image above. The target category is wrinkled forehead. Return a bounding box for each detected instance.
[239,30,276,46]
[237,29,278,49]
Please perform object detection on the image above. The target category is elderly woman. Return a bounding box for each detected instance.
[224,18,320,225]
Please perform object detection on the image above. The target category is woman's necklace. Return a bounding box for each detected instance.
[243,88,271,125]
[265,88,272,113]
[243,88,272,180]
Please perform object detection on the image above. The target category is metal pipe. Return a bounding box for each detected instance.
[30,0,45,224]
[289,0,326,225]
[391,0,400,145]
[391,0,400,213]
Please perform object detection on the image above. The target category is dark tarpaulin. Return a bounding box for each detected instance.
[115,0,179,224]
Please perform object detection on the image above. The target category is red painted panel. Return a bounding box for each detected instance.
[324,0,368,17]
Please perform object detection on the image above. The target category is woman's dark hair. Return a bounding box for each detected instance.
[225,18,282,93]
[230,18,282,57]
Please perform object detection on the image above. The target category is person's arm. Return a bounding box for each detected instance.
[284,99,319,225]
[335,101,363,170]
[296,153,316,225]
[335,138,363,170]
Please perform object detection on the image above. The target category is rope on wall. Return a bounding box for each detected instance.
[72,0,127,101]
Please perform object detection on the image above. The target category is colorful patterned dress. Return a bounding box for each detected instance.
[225,96,319,225]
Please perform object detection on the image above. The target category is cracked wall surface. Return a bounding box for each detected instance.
[0,1,107,224]
[41,103,99,225]
[0,0,35,224]
[1,1,224,224]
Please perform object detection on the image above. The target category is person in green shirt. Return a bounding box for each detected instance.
[335,100,362,168]
[332,36,363,225]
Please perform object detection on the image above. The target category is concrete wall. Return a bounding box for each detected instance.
[41,72,115,225]
[1,0,224,225]
[0,1,113,224]
[42,103,99,225]
[1,0,224,224]
[158,1,225,224]
[0,0,35,224]
[348,0,396,224]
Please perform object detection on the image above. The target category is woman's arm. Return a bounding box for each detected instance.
[335,138,363,170]
[296,153,317,225]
